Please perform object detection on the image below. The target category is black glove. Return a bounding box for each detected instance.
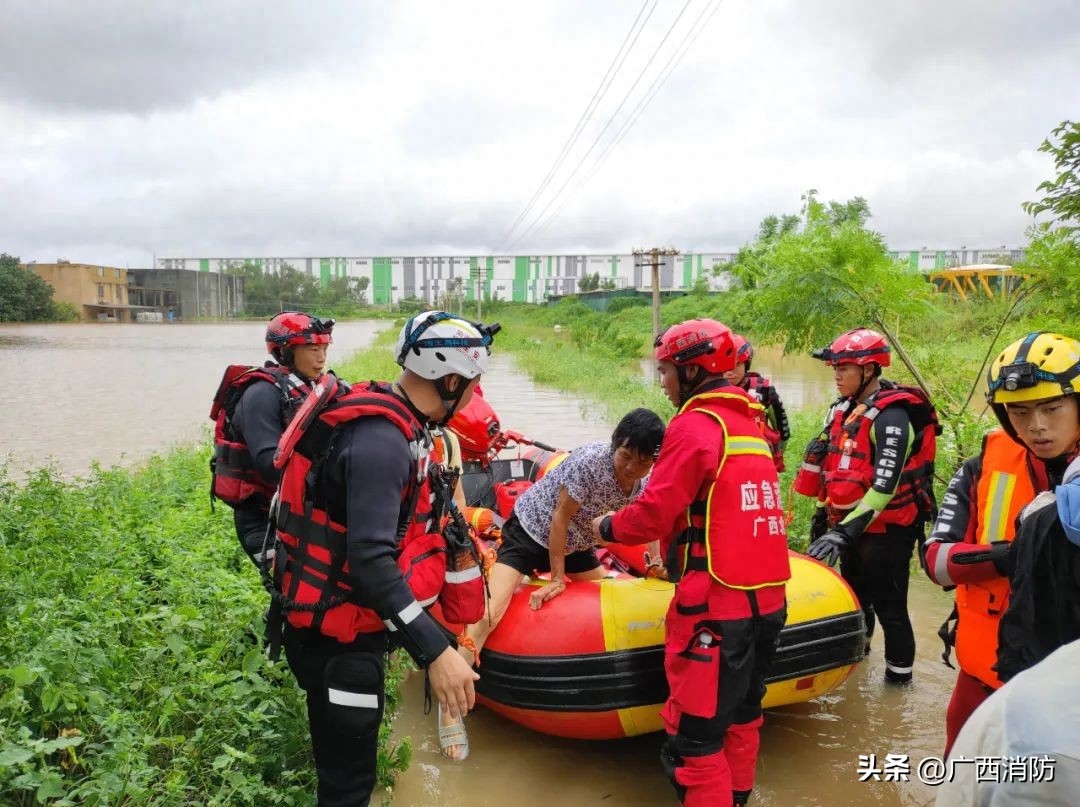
[810,507,829,541]
[988,540,1015,578]
[807,530,848,567]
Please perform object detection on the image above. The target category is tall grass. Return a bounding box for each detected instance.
[0,446,411,805]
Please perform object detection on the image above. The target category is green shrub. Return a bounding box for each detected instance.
[0,447,411,806]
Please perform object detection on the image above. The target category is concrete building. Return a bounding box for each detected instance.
[26,261,134,321]
[156,253,737,306]
[126,268,244,321]
[157,246,1026,306]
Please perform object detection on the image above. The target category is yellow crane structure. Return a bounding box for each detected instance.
[928,264,1025,300]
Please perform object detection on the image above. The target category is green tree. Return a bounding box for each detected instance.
[440,277,464,314]
[1015,120,1080,325]
[599,277,617,290]
[349,276,370,305]
[737,195,934,373]
[1023,120,1080,231]
[731,194,1011,467]
[0,254,56,322]
[578,272,601,292]
[687,275,710,297]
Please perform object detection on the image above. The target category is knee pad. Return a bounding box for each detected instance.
[324,652,385,739]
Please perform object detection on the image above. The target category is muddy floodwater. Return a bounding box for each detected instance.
[389,356,953,807]
[0,322,958,806]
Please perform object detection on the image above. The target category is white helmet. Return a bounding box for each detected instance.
[395,311,496,380]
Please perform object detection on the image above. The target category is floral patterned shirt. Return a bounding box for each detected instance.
[514,440,648,553]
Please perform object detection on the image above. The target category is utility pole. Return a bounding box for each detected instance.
[474,261,483,321]
[633,247,680,342]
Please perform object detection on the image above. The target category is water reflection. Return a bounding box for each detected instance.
[0,321,384,479]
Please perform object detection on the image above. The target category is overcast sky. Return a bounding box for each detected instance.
[2,0,1077,266]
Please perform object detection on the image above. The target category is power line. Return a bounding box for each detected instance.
[506,0,698,253]
[529,0,727,242]
[496,0,658,252]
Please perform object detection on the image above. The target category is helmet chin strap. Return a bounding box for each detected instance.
[676,365,703,407]
[849,364,877,402]
[433,375,471,425]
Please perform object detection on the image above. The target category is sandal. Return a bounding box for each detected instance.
[438,706,470,761]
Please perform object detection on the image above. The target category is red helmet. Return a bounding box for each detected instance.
[448,392,501,461]
[265,312,334,362]
[653,319,736,375]
[732,334,753,367]
[814,328,891,367]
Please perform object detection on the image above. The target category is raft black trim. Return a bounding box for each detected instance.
[475,611,868,712]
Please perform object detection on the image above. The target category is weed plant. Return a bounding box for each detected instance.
[0,444,411,805]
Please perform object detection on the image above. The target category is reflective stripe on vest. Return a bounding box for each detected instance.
[678,391,791,591]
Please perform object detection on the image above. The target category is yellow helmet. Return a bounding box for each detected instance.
[986,332,1080,405]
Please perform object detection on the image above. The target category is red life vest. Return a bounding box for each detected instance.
[821,382,940,532]
[271,382,481,643]
[670,390,792,590]
[209,363,309,507]
[743,372,784,471]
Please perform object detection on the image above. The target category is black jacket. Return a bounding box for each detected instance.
[996,494,1080,682]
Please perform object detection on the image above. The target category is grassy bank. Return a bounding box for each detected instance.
[0,425,410,803]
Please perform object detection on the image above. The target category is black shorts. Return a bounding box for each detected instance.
[496,514,601,576]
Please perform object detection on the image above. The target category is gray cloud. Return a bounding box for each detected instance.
[800,0,1080,77]
[0,0,1077,266]
[0,0,374,113]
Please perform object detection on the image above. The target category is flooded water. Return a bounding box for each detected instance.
[0,321,384,480]
[389,372,955,807]
[0,322,958,806]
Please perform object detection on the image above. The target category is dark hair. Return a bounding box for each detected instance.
[612,408,666,458]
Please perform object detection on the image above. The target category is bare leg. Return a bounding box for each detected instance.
[438,566,522,760]
[567,566,608,582]
[441,563,524,761]
[460,562,525,664]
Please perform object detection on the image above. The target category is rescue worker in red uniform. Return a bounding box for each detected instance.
[922,332,1080,757]
[211,311,333,565]
[800,328,939,686]
[273,311,496,806]
[593,318,790,807]
[724,334,791,471]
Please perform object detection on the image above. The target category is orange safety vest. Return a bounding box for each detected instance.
[954,430,1036,689]
[674,391,792,590]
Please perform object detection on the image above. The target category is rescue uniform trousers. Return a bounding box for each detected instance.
[233,503,272,567]
[284,625,388,807]
[839,523,920,681]
[660,587,786,807]
[944,669,993,759]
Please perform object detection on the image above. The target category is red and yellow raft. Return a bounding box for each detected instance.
[460,550,864,740]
